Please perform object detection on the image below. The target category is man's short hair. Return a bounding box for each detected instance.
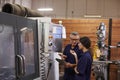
[70,32,79,36]
[70,32,80,38]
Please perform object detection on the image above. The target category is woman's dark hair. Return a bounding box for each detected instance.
[79,36,91,49]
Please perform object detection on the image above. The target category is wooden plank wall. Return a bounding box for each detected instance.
[109,19,120,80]
[111,19,120,60]
[52,19,120,80]
[52,19,109,47]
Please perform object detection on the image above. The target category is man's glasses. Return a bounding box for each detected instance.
[70,38,79,42]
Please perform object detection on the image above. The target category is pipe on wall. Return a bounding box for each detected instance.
[2,3,43,17]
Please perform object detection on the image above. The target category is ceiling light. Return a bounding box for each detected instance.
[84,15,101,18]
[37,8,53,11]
[20,27,27,31]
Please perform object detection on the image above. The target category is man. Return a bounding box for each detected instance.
[62,32,82,80]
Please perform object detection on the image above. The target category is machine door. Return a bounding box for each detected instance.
[0,12,39,80]
[0,24,16,80]
[17,17,39,80]
[0,13,17,80]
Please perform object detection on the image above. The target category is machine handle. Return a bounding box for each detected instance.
[21,55,26,75]
[16,55,24,77]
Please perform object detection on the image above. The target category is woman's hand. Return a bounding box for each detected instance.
[70,50,77,56]
[74,67,79,74]
[70,50,78,64]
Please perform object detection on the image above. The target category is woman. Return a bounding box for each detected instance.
[70,36,93,80]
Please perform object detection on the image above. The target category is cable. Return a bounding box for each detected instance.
[39,23,47,80]
[46,61,52,80]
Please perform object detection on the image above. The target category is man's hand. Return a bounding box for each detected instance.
[58,53,67,60]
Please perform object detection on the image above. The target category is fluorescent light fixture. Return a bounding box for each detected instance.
[84,15,101,18]
[37,8,53,11]
[20,27,28,31]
